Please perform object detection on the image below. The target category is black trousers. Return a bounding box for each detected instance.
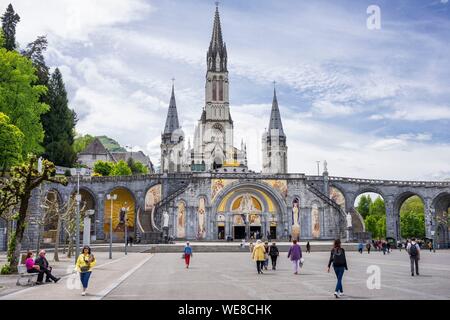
[39,267,57,282]
[256,261,264,273]
[270,255,278,268]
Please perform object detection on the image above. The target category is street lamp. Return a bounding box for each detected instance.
[70,167,86,263]
[106,193,117,259]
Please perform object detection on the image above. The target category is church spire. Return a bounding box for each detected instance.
[164,82,180,134]
[268,86,285,136]
[207,3,227,72]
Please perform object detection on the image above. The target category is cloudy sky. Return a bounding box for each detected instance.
[5,0,450,180]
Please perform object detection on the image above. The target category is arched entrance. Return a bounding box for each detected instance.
[71,188,97,241]
[212,182,286,241]
[432,192,450,248]
[395,193,425,241]
[104,187,136,242]
[353,191,385,239]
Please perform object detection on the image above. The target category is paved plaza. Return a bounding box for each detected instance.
[1,248,449,300]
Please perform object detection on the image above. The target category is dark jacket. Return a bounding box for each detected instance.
[269,245,279,257]
[35,256,50,270]
[327,247,348,269]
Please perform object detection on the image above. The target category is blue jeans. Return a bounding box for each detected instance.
[334,266,345,293]
[80,271,92,289]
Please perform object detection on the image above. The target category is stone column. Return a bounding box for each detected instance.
[225,212,231,239]
[96,193,105,240]
[385,197,396,240]
[424,198,434,240]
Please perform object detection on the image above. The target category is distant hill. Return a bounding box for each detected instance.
[97,135,126,152]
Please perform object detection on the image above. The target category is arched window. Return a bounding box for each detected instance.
[212,76,217,101]
[219,76,223,101]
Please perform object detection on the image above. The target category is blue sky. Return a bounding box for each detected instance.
[5,0,450,180]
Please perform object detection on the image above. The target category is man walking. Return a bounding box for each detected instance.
[407,238,420,276]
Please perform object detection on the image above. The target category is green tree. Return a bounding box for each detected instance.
[73,134,95,154]
[0,155,67,274]
[369,196,386,216]
[0,29,5,48]
[376,215,386,239]
[127,157,149,175]
[0,112,24,174]
[110,160,132,176]
[21,36,49,88]
[365,214,378,238]
[41,68,77,166]
[93,160,114,176]
[400,196,425,239]
[1,4,20,51]
[357,194,372,219]
[0,48,49,156]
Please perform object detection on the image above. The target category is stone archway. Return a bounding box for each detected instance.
[394,191,426,241]
[104,187,136,242]
[432,192,450,248]
[212,181,287,241]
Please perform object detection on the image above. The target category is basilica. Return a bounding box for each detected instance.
[160,5,287,175]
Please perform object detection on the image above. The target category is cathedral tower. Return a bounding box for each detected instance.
[262,88,288,174]
[161,84,185,173]
[192,3,242,171]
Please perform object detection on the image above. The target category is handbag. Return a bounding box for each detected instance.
[80,266,90,272]
[181,253,185,259]
[300,258,305,265]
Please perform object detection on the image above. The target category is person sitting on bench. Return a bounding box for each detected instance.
[35,250,60,283]
[25,251,43,284]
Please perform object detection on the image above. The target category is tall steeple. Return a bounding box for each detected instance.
[262,84,288,174]
[163,83,180,134]
[207,3,227,72]
[161,81,185,173]
[268,87,285,137]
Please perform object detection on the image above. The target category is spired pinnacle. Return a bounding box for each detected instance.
[164,81,180,134]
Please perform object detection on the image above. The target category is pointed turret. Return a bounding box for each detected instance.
[207,3,227,72]
[268,88,285,137]
[163,84,180,134]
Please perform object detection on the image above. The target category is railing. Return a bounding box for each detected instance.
[325,176,450,187]
[150,184,190,232]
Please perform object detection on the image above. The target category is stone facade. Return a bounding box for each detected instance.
[16,172,449,249]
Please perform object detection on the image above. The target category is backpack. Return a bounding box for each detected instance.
[332,248,346,266]
[409,244,418,257]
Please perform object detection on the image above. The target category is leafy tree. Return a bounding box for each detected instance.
[0,48,49,156]
[0,112,24,175]
[110,160,132,176]
[0,155,67,273]
[93,160,114,176]
[400,196,425,239]
[21,36,49,86]
[73,134,95,154]
[0,29,5,48]
[1,4,20,51]
[41,68,77,167]
[369,196,385,216]
[375,215,386,239]
[365,214,378,238]
[356,194,372,219]
[127,157,149,175]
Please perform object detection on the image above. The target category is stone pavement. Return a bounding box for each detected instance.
[0,251,152,299]
[2,248,449,300]
[104,249,450,300]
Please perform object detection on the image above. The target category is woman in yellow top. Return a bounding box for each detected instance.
[76,245,96,296]
[252,240,266,274]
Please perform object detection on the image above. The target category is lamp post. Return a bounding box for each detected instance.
[122,203,129,255]
[106,193,117,259]
[71,167,85,264]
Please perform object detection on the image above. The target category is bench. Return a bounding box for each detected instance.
[16,264,39,286]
